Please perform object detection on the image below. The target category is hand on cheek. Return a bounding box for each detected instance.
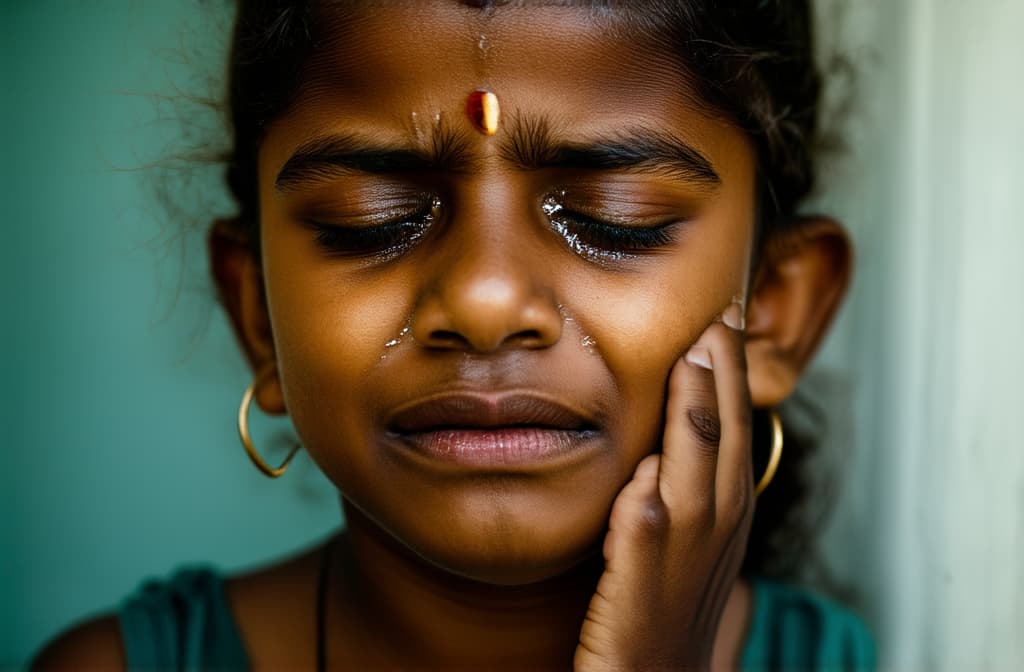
[575,315,754,672]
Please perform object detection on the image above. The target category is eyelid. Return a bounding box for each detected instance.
[541,191,686,228]
[296,190,437,228]
[305,195,442,261]
[540,192,681,262]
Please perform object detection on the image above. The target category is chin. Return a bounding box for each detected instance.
[366,485,612,587]
[414,527,602,587]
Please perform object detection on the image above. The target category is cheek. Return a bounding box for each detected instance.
[258,219,414,445]
[570,210,754,438]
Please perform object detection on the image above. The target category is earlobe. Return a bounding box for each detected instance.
[744,217,853,408]
[208,219,285,414]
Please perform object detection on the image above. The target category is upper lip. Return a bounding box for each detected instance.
[387,392,599,434]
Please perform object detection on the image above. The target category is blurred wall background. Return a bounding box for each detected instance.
[810,0,1024,669]
[2,0,1022,668]
[0,2,340,665]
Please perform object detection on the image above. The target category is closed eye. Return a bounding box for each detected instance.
[307,195,441,261]
[541,194,680,262]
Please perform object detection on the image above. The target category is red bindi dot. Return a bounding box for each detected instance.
[466,90,500,135]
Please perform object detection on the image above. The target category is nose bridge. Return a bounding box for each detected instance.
[411,185,562,353]
[446,197,533,299]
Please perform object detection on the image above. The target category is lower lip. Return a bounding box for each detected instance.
[393,428,599,467]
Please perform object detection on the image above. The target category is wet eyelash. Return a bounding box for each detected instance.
[541,195,677,260]
[309,196,441,259]
[313,220,423,255]
[562,215,674,250]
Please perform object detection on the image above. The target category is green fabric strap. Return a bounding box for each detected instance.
[119,569,247,671]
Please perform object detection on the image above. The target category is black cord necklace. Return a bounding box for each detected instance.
[315,535,334,672]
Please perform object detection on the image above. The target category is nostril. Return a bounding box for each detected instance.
[423,327,547,353]
[425,329,471,349]
[513,330,546,348]
[410,283,564,354]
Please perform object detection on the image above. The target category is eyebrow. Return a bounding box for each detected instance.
[275,129,473,191]
[500,114,721,187]
[276,115,721,190]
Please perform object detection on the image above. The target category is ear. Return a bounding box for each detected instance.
[744,217,853,408]
[208,219,286,414]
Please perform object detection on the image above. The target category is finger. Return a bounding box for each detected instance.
[605,454,665,562]
[659,333,721,520]
[700,322,754,513]
[581,454,667,672]
[601,453,667,613]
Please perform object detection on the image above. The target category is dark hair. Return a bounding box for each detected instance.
[221,0,827,580]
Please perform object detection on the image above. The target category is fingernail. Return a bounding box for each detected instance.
[685,346,713,370]
[721,302,746,331]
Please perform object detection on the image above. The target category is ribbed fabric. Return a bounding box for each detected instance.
[740,577,876,671]
[118,569,874,671]
[118,568,248,671]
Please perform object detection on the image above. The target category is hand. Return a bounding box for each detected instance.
[575,320,755,671]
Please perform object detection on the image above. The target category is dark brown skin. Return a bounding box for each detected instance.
[34,4,851,671]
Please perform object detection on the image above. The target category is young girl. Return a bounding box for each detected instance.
[36,1,873,669]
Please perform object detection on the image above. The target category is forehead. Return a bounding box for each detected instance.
[262,2,753,180]
[283,3,711,127]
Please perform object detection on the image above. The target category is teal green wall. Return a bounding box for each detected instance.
[1,3,339,665]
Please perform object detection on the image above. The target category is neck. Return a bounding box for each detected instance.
[329,501,600,670]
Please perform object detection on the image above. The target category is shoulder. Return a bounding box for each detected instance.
[36,567,246,670]
[744,577,876,671]
[222,541,325,668]
[31,614,125,671]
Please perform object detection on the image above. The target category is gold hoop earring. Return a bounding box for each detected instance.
[754,410,784,496]
[238,366,300,478]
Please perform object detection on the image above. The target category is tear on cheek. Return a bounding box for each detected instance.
[557,305,599,356]
[378,317,414,363]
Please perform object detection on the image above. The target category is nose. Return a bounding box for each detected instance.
[410,202,563,354]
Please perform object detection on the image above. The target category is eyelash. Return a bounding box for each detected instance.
[307,192,677,262]
[541,194,677,261]
[310,196,441,259]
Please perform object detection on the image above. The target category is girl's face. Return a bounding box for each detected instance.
[256,4,757,584]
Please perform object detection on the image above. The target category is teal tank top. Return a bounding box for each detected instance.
[119,568,875,670]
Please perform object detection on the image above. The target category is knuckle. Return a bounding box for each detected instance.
[627,495,671,539]
[686,406,722,450]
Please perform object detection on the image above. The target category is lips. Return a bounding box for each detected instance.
[386,392,601,467]
[388,392,597,433]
